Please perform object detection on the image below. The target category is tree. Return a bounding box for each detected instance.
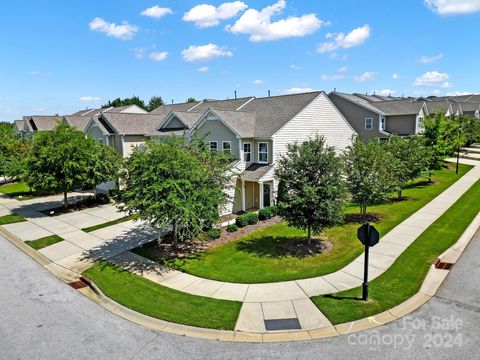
[102,96,147,110]
[0,123,31,181]
[26,123,98,207]
[85,142,122,197]
[274,135,347,245]
[423,113,465,169]
[457,115,480,146]
[343,137,395,216]
[186,97,197,103]
[119,136,232,244]
[383,135,432,199]
[147,96,164,111]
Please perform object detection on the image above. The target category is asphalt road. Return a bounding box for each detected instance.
[1,229,479,360]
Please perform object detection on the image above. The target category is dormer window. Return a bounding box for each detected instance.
[258,142,268,163]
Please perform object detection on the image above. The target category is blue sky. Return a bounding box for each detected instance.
[1,0,479,121]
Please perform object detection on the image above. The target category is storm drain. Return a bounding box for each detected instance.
[68,280,88,289]
[264,318,301,331]
[433,258,454,270]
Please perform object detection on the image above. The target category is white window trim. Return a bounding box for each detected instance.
[222,141,231,153]
[365,118,373,131]
[243,142,252,162]
[258,142,268,164]
[379,117,386,131]
[209,141,218,152]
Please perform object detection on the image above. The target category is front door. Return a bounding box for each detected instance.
[263,183,271,207]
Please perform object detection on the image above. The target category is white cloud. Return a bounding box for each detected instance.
[281,87,316,94]
[79,96,102,102]
[30,71,51,77]
[337,66,349,73]
[392,73,400,79]
[290,64,301,70]
[413,71,449,86]
[253,79,264,85]
[131,48,145,59]
[141,5,173,19]
[447,91,474,96]
[197,66,210,72]
[441,81,454,88]
[354,71,377,82]
[419,53,443,63]
[183,1,248,28]
[227,0,326,42]
[425,0,480,15]
[149,51,169,61]
[317,24,371,53]
[181,43,233,62]
[89,17,138,40]
[320,74,345,80]
[373,89,397,96]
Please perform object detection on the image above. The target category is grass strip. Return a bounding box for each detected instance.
[83,262,241,330]
[0,214,26,225]
[25,235,64,250]
[139,164,471,283]
[82,214,139,233]
[0,182,40,200]
[312,178,480,324]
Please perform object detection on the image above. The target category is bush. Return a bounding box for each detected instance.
[258,206,279,220]
[207,228,221,239]
[235,214,249,227]
[246,212,258,225]
[226,224,238,233]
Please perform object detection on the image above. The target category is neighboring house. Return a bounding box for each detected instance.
[71,104,148,117]
[13,119,25,137]
[62,116,92,132]
[150,92,356,215]
[329,92,428,139]
[457,102,480,118]
[22,115,63,137]
[424,100,454,117]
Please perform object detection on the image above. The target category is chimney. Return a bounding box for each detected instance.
[234,90,237,99]
[268,90,271,97]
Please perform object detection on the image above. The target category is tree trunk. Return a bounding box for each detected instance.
[93,186,97,198]
[63,191,68,208]
[307,226,311,246]
[397,189,402,200]
[171,222,177,246]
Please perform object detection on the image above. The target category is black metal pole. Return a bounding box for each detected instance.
[456,144,460,175]
[362,222,370,301]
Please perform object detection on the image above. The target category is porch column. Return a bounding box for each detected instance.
[271,178,276,205]
[241,179,246,212]
[259,181,264,209]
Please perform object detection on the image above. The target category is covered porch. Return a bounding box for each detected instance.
[236,164,276,213]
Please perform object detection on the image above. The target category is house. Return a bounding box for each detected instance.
[13,119,25,137]
[148,91,357,215]
[22,115,64,137]
[329,92,428,140]
[424,94,480,119]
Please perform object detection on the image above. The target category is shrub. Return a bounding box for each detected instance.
[207,228,221,239]
[269,205,278,216]
[258,207,272,220]
[246,212,259,225]
[226,224,238,233]
[235,214,249,227]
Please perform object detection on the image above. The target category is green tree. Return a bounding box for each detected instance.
[119,136,232,244]
[0,123,31,181]
[274,135,347,245]
[102,96,147,110]
[186,97,197,103]
[457,115,480,146]
[343,137,395,216]
[147,96,164,111]
[423,113,465,169]
[85,142,122,197]
[383,135,432,199]
[26,123,98,207]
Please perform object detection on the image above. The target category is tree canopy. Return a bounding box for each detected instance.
[147,96,164,111]
[275,135,347,244]
[102,96,147,110]
[119,136,233,243]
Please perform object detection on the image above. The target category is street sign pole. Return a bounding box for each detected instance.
[362,235,369,301]
[357,221,379,302]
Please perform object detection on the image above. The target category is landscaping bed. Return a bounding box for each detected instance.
[83,262,241,330]
[40,194,110,216]
[133,164,472,283]
[312,176,480,324]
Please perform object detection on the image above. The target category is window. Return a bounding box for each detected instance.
[209,141,218,152]
[243,142,252,162]
[380,117,386,131]
[222,141,231,153]
[365,118,373,130]
[258,142,268,163]
[418,117,424,129]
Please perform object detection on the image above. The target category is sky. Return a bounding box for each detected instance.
[0,0,479,121]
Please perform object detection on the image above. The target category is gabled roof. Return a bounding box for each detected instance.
[191,97,254,113]
[371,99,425,116]
[13,120,24,132]
[149,101,202,115]
[329,92,385,114]
[63,115,91,131]
[425,100,452,115]
[206,109,257,138]
[71,108,102,116]
[459,102,480,112]
[25,116,63,131]
[103,104,148,114]
[99,113,165,135]
[242,163,274,181]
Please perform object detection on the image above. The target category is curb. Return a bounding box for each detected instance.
[2,211,479,343]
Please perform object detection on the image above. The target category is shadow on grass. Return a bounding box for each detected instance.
[321,293,363,301]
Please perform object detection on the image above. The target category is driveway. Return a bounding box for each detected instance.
[1,227,479,359]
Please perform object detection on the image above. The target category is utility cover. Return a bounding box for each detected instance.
[357,223,380,247]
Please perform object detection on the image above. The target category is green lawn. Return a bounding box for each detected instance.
[25,235,63,250]
[0,214,26,225]
[83,263,241,330]
[82,213,139,233]
[312,177,480,324]
[134,163,471,283]
[0,182,41,200]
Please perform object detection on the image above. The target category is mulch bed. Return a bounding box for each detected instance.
[40,196,110,216]
[345,213,382,224]
[279,237,333,257]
